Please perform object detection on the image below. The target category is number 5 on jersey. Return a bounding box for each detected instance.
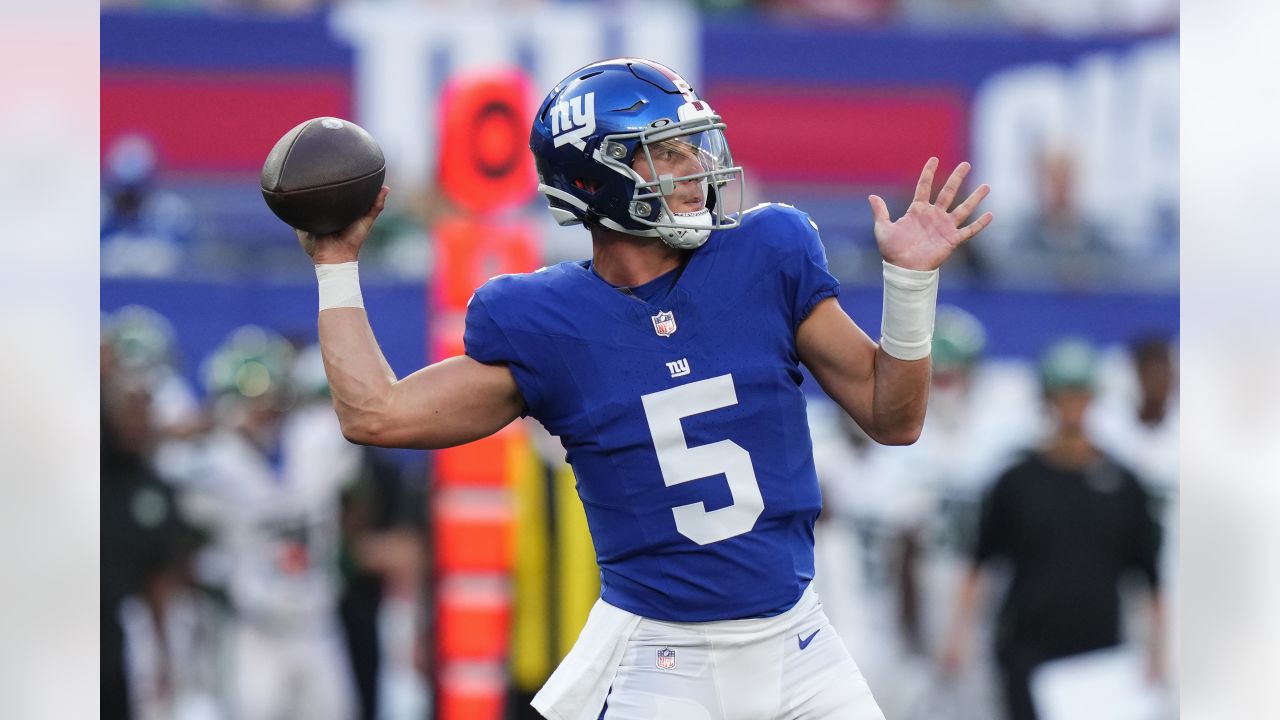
[641,374,765,545]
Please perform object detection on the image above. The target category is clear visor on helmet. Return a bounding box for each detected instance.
[633,128,735,202]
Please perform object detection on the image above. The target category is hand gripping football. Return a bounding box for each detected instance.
[260,117,386,235]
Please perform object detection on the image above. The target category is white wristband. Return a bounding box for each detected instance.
[879,260,939,361]
[316,262,364,311]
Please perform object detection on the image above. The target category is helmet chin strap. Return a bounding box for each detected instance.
[655,175,714,250]
[657,207,713,250]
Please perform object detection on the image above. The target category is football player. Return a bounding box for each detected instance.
[295,58,992,719]
[180,327,359,720]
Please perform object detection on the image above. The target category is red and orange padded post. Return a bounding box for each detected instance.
[436,71,537,216]
[429,68,539,720]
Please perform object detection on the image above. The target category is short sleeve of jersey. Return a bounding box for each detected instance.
[462,291,539,418]
[775,208,840,331]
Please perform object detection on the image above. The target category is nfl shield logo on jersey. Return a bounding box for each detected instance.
[651,310,677,337]
[656,647,677,670]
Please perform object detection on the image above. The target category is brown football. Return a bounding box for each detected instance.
[260,117,385,235]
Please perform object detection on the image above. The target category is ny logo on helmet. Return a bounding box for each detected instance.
[551,92,596,150]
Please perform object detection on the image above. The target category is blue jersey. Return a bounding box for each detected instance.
[464,204,840,622]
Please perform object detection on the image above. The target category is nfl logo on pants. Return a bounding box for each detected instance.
[656,647,677,670]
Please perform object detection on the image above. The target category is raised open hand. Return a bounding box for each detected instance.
[296,186,390,265]
[869,158,992,272]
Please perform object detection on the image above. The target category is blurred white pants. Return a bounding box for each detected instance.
[230,619,356,720]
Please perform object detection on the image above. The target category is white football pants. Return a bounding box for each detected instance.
[536,586,886,720]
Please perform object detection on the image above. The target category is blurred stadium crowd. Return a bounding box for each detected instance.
[101,1,1178,718]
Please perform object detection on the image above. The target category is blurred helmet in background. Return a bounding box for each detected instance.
[530,57,744,250]
[104,304,179,374]
[201,325,297,410]
[104,305,206,435]
[1039,336,1099,393]
[931,305,987,372]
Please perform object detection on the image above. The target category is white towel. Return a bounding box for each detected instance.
[532,598,642,720]
[1030,646,1170,720]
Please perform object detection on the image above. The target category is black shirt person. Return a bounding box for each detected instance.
[941,338,1164,720]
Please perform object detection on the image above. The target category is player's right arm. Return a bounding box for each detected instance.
[319,311,523,449]
[298,187,525,450]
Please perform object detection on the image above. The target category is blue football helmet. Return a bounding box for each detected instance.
[530,58,744,250]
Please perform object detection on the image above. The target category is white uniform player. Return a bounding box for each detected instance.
[1088,336,1179,690]
[841,308,1039,719]
[180,327,360,720]
[808,399,911,709]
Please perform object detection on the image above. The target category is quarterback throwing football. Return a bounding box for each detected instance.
[296,58,992,719]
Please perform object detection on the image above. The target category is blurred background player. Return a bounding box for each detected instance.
[102,305,206,443]
[893,304,1038,664]
[102,363,191,720]
[813,306,1039,719]
[808,402,916,716]
[1090,334,1179,503]
[1089,333,1180,692]
[290,343,429,720]
[940,337,1165,720]
[175,326,359,720]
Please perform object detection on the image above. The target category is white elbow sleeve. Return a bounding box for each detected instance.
[879,260,939,361]
[316,261,364,311]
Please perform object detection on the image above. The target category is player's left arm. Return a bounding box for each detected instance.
[798,158,992,445]
[797,299,928,445]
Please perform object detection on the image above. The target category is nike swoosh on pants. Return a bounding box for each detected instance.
[798,628,820,650]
